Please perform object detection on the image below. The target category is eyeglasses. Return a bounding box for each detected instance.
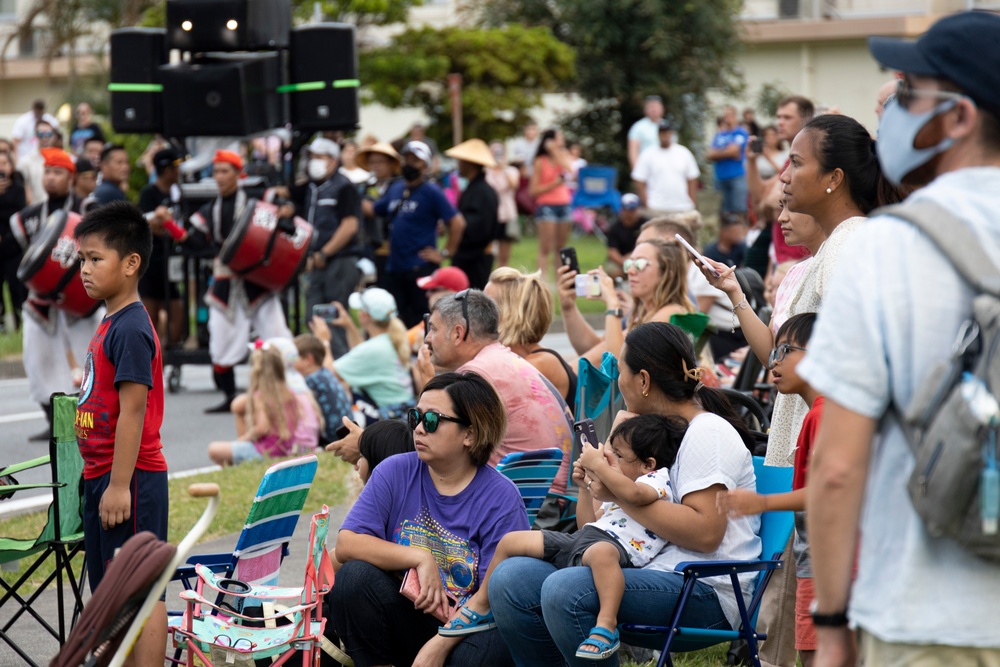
[36,131,55,138]
[894,78,969,112]
[622,258,651,274]
[454,288,471,341]
[768,343,807,368]
[213,635,257,650]
[407,408,469,433]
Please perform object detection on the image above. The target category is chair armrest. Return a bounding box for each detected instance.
[0,482,62,493]
[184,552,234,568]
[1,455,51,476]
[674,558,784,578]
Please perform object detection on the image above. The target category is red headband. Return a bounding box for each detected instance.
[41,148,76,174]
[213,149,244,172]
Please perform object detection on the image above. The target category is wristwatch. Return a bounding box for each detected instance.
[605,307,624,318]
[440,249,451,259]
[809,600,849,627]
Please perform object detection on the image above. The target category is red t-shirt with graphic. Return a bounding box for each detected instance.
[75,301,167,480]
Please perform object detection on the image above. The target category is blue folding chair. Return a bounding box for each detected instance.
[496,448,563,527]
[571,166,622,214]
[620,457,794,667]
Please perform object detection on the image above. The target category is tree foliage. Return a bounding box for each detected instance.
[361,24,575,149]
[475,0,744,170]
[290,0,424,31]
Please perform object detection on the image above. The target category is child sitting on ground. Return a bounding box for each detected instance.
[208,342,319,466]
[717,312,821,667]
[438,413,686,661]
[294,333,353,445]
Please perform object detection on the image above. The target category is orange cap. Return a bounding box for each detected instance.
[41,148,76,174]
[213,149,244,172]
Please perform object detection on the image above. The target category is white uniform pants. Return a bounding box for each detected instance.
[207,295,292,367]
[23,308,104,405]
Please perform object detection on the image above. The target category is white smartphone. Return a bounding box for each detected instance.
[675,235,721,278]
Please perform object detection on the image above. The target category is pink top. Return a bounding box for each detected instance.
[486,165,519,223]
[253,393,319,458]
[534,156,572,206]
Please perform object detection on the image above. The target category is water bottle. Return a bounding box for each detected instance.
[961,373,1000,534]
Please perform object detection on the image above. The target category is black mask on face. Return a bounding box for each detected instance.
[401,164,422,182]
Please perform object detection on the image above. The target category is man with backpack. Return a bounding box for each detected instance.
[798,12,1000,666]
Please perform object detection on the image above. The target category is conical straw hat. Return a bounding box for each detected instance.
[444,138,497,168]
[356,141,402,171]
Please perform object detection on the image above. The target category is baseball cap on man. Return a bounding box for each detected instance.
[349,287,398,321]
[657,119,673,132]
[402,141,433,165]
[868,11,1000,116]
[416,266,470,292]
[153,147,181,171]
[309,137,340,159]
[41,148,75,174]
[621,193,641,210]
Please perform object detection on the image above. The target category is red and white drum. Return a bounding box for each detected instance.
[17,210,100,318]
[219,199,313,292]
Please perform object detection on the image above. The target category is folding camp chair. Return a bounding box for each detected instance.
[0,393,86,666]
[171,506,335,667]
[620,457,794,667]
[497,448,563,527]
[571,166,623,242]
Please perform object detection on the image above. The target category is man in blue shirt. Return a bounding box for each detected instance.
[374,141,464,327]
[89,144,131,209]
[706,105,748,214]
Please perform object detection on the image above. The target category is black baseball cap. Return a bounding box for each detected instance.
[153,147,182,171]
[657,119,673,132]
[868,11,1000,116]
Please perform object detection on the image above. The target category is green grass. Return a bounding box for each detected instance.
[623,644,730,665]
[0,328,21,359]
[505,230,610,315]
[0,455,355,589]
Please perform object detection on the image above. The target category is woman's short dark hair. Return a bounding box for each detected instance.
[420,371,507,466]
[623,322,755,452]
[534,128,558,161]
[609,413,688,470]
[803,114,882,215]
[774,312,817,348]
[358,420,414,476]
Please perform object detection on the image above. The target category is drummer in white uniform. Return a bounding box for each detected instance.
[11,148,104,441]
[180,150,293,413]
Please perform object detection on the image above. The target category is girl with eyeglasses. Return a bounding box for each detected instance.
[558,237,695,366]
[330,371,528,667]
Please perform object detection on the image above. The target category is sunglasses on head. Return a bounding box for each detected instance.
[768,343,807,368]
[623,258,651,274]
[407,408,469,433]
[454,288,471,341]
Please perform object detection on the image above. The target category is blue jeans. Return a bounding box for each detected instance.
[716,175,749,213]
[489,557,728,667]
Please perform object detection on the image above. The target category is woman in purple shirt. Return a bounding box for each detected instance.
[330,371,529,666]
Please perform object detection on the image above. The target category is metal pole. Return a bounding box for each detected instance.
[448,73,463,146]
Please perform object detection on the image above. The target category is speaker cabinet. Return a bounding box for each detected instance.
[161,53,284,137]
[287,23,359,132]
[109,28,167,134]
[167,0,290,52]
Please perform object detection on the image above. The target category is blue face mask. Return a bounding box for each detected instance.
[457,176,469,191]
[876,95,957,186]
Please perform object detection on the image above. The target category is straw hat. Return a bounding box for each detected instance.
[356,142,402,171]
[444,138,496,168]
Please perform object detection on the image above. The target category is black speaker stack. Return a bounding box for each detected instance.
[109,0,359,137]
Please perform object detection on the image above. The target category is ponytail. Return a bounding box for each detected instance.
[384,316,411,368]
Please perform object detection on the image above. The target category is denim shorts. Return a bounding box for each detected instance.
[535,204,573,223]
[231,440,262,465]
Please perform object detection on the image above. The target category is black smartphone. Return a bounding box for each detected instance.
[422,312,431,342]
[573,418,599,451]
[559,247,580,274]
[335,419,358,440]
[312,304,339,322]
[749,137,764,154]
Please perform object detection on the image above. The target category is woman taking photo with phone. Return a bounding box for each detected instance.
[329,371,528,667]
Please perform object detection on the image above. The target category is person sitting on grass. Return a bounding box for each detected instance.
[293,333,353,445]
[208,343,319,466]
[438,413,687,661]
[717,312,822,666]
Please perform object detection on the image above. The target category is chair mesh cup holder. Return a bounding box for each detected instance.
[217,578,252,615]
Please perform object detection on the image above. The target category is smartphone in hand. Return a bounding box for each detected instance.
[313,304,339,322]
[675,235,722,278]
[749,136,764,154]
[335,419,358,440]
[573,419,599,451]
[559,247,580,274]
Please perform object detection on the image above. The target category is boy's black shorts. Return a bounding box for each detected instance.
[83,468,169,595]
[541,525,631,570]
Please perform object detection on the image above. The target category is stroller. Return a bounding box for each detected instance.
[52,483,222,667]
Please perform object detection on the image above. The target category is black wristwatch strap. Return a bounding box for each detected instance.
[809,601,849,627]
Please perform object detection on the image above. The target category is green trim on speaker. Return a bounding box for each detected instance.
[277,81,326,93]
[108,83,163,93]
[332,79,360,88]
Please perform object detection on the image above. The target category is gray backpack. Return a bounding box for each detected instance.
[879,202,1000,562]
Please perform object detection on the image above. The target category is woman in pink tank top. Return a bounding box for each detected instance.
[529,128,576,281]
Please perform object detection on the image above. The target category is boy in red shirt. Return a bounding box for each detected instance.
[717,312,821,667]
[74,200,168,665]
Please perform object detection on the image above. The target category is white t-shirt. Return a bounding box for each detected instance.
[593,467,673,567]
[11,111,59,161]
[627,118,661,161]
[687,264,732,331]
[798,167,1000,646]
[631,144,699,212]
[340,166,371,185]
[646,412,760,629]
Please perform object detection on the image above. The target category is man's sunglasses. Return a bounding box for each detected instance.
[454,288,470,341]
[407,408,469,433]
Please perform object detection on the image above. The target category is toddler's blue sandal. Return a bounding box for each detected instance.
[438,607,497,636]
[575,626,620,660]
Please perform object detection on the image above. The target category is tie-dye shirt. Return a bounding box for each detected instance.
[340,452,529,603]
[460,343,574,494]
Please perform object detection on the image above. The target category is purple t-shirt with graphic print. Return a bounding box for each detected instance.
[340,452,529,604]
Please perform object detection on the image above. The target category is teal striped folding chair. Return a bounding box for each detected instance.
[496,449,563,527]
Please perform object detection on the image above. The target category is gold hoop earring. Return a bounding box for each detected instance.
[642,389,649,397]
